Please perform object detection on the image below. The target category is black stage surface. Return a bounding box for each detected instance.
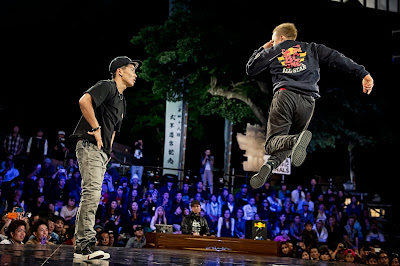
[0,245,354,265]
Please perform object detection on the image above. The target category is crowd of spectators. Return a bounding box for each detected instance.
[0,125,399,265]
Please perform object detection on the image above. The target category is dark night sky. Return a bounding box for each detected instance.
[0,0,168,136]
[1,0,400,201]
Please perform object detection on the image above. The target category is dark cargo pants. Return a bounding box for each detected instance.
[265,89,315,167]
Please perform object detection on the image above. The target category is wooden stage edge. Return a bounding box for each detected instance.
[145,232,281,257]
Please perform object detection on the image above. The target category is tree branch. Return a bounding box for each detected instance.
[208,77,267,126]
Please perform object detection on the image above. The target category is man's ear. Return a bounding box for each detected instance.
[117,68,123,77]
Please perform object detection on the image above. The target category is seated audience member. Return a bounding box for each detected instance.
[346,195,362,218]
[29,193,47,217]
[302,221,318,249]
[143,181,158,201]
[314,202,328,225]
[26,218,54,245]
[280,241,294,257]
[128,189,140,205]
[0,159,20,183]
[221,193,238,219]
[97,230,111,246]
[277,183,290,202]
[242,197,257,221]
[179,182,191,206]
[50,175,69,206]
[47,219,60,244]
[298,201,314,224]
[0,219,26,244]
[217,209,235,237]
[190,181,208,202]
[63,224,75,245]
[297,192,314,212]
[318,245,332,261]
[150,206,167,231]
[159,178,177,200]
[105,200,122,235]
[181,200,210,236]
[217,188,229,211]
[291,184,305,209]
[312,218,328,244]
[259,198,274,222]
[60,197,78,225]
[111,186,127,209]
[234,208,246,239]
[344,249,359,263]
[53,216,66,241]
[206,194,220,233]
[125,225,146,248]
[365,252,379,265]
[309,246,320,261]
[343,215,360,250]
[290,213,304,243]
[7,189,26,213]
[300,250,310,260]
[140,192,156,217]
[274,213,289,238]
[378,251,390,266]
[365,220,385,248]
[259,181,275,199]
[390,253,399,266]
[279,198,296,223]
[235,184,250,207]
[326,215,342,250]
[156,191,173,219]
[130,175,143,198]
[267,191,282,215]
[169,206,183,233]
[121,201,143,236]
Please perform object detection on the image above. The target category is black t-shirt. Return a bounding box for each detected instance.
[70,80,126,157]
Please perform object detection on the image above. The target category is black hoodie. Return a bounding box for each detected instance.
[246,40,369,98]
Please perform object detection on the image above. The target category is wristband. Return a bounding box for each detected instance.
[91,126,101,132]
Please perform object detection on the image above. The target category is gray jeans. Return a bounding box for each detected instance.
[265,89,315,167]
[74,140,109,249]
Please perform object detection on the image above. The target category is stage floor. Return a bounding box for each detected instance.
[0,245,350,265]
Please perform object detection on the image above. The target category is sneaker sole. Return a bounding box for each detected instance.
[74,253,82,259]
[250,162,272,189]
[85,250,106,260]
[291,130,312,167]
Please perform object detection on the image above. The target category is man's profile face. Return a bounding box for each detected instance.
[119,64,137,87]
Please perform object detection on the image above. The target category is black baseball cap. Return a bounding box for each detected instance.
[109,56,142,74]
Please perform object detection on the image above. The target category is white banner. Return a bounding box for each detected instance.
[163,100,184,176]
[264,155,291,175]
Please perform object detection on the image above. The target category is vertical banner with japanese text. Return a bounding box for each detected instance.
[163,100,184,177]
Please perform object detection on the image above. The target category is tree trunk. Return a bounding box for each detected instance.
[223,118,233,187]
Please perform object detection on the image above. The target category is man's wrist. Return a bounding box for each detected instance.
[90,126,101,132]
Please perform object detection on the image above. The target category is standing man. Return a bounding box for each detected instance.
[246,23,374,189]
[70,56,141,260]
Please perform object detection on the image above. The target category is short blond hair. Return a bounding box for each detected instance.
[273,23,298,40]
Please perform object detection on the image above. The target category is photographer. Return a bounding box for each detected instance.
[130,140,144,185]
[200,149,214,195]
